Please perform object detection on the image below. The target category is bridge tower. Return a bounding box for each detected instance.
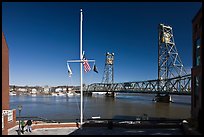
[158,24,187,87]
[102,52,115,97]
[102,52,114,84]
[157,24,187,101]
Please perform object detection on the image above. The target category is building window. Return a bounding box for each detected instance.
[194,76,200,107]
[194,38,200,66]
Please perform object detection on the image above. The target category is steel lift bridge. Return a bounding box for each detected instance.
[86,24,191,99]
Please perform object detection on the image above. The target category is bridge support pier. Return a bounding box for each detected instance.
[153,93,172,103]
[105,92,115,98]
[84,92,92,96]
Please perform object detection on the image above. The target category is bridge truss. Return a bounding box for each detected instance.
[86,74,191,95]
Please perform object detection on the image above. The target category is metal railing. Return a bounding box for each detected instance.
[2,115,4,129]
[2,110,14,122]
[16,116,62,123]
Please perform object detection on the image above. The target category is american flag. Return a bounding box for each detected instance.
[83,57,91,72]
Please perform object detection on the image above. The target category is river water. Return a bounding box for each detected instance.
[10,93,191,122]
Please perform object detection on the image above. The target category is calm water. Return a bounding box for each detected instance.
[10,93,191,122]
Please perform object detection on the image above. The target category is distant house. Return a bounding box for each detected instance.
[43,86,50,94]
[31,89,37,94]
[191,7,202,133]
[55,88,63,92]
[18,88,27,92]
[2,32,17,135]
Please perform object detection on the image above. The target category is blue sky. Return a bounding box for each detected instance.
[2,2,202,87]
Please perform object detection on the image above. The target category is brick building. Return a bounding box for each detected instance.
[2,32,17,135]
[191,7,202,133]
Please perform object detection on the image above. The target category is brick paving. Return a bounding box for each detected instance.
[8,125,78,135]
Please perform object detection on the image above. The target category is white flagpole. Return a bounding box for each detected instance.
[80,8,83,129]
[66,9,95,129]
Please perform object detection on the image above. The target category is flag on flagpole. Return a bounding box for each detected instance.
[82,53,91,72]
[67,62,72,77]
[83,58,91,72]
[93,64,98,73]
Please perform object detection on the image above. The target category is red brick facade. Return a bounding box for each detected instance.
[2,32,9,110]
[2,32,17,135]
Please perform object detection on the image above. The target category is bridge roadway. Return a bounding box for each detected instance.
[86,74,191,95]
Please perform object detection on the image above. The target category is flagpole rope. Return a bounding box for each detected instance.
[83,66,88,119]
[67,63,81,119]
[66,58,98,122]
[83,61,97,120]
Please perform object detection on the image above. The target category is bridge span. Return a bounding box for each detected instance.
[86,74,191,95]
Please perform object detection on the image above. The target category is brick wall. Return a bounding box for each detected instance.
[2,115,8,135]
[2,110,17,135]
[2,32,9,110]
[32,122,78,130]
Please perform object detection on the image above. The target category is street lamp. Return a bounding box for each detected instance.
[17,105,22,135]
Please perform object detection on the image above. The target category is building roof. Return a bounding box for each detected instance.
[2,32,9,49]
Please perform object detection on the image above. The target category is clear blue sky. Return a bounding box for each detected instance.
[2,2,202,87]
